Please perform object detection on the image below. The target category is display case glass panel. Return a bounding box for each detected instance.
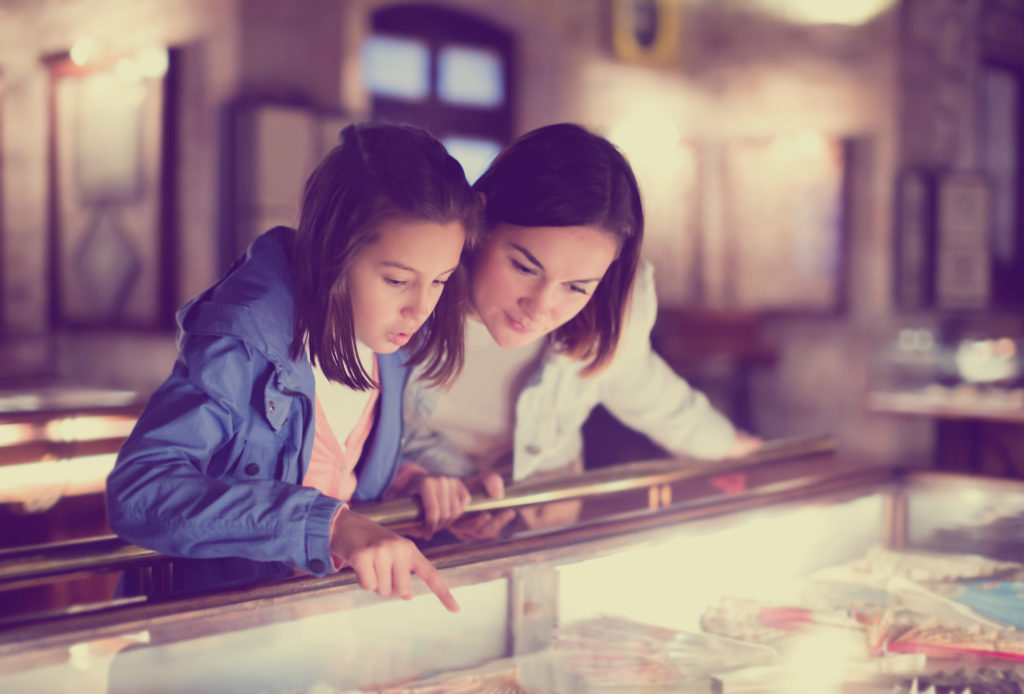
[5,470,1024,693]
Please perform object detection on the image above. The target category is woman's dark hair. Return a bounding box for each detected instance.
[291,122,479,389]
[473,123,643,374]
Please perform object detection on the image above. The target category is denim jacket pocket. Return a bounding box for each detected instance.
[261,379,293,431]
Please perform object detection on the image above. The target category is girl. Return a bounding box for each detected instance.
[401,123,761,539]
[105,122,478,610]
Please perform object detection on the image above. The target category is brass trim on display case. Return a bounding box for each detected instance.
[0,458,913,657]
[0,434,835,591]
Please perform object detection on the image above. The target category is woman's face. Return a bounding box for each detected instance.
[347,217,466,353]
[470,223,619,349]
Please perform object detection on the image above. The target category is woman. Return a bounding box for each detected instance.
[400,123,759,538]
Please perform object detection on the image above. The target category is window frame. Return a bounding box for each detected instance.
[368,4,514,146]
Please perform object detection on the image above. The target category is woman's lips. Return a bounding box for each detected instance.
[504,312,534,334]
[388,332,411,346]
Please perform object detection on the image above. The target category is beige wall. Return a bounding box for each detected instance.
[0,0,995,464]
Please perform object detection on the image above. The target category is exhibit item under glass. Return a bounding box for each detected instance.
[2,443,1023,693]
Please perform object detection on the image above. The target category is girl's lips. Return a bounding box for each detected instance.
[389,332,411,346]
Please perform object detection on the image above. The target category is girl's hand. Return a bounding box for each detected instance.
[329,507,459,612]
[406,474,472,539]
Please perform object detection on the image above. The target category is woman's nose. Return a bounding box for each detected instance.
[520,283,556,321]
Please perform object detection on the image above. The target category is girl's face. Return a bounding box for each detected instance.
[347,218,466,353]
[470,223,618,349]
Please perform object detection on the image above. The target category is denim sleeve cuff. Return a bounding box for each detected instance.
[304,494,344,576]
[327,502,349,571]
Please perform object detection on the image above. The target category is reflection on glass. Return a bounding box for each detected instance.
[442,136,502,184]
[45,415,136,441]
[0,453,115,504]
[437,45,504,107]
[361,35,430,100]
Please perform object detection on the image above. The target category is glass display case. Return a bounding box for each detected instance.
[3,462,1024,693]
[867,321,1024,476]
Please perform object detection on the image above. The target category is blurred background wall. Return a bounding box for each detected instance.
[0,0,1023,471]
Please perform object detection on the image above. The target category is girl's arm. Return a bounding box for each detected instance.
[105,335,340,575]
[329,507,459,611]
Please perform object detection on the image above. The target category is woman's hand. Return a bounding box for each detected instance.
[725,429,762,459]
[448,472,516,542]
[329,507,459,612]
[710,430,763,495]
[406,474,472,539]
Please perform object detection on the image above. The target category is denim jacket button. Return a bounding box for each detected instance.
[244,463,260,476]
[308,559,325,574]
[268,400,276,413]
[525,444,541,456]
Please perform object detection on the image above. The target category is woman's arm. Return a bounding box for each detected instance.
[598,263,741,460]
[105,335,340,575]
[399,373,478,478]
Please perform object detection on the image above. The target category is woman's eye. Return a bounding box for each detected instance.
[511,259,537,275]
[383,277,407,287]
[568,284,589,296]
[432,278,448,288]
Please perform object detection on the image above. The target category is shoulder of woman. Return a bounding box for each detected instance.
[621,260,658,343]
[631,260,658,314]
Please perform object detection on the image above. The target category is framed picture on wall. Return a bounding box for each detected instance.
[935,171,991,309]
[719,133,850,314]
[225,100,355,272]
[47,48,178,330]
[893,168,936,311]
[611,0,681,66]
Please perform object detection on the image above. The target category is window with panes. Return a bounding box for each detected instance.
[361,5,513,182]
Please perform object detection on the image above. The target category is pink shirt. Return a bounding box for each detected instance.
[304,357,380,503]
[300,356,432,570]
[302,358,379,571]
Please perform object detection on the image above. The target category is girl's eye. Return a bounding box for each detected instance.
[511,259,537,275]
[568,284,589,296]
[384,277,407,287]
[432,278,448,288]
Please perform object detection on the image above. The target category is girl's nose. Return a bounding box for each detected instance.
[403,287,433,322]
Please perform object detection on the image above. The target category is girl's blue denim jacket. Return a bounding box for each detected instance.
[106,227,409,593]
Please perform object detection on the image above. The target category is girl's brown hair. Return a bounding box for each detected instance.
[291,122,479,389]
[472,123,643,374]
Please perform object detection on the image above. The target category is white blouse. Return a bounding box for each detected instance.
[312,341,376,452]
[430,318,543,470]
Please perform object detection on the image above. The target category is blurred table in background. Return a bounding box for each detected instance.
[869,385,1024,477]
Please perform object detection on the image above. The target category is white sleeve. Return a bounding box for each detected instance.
[399,369,477,478]
[598,263,737,460]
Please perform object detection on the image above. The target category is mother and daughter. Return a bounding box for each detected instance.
[105,121,759,611]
